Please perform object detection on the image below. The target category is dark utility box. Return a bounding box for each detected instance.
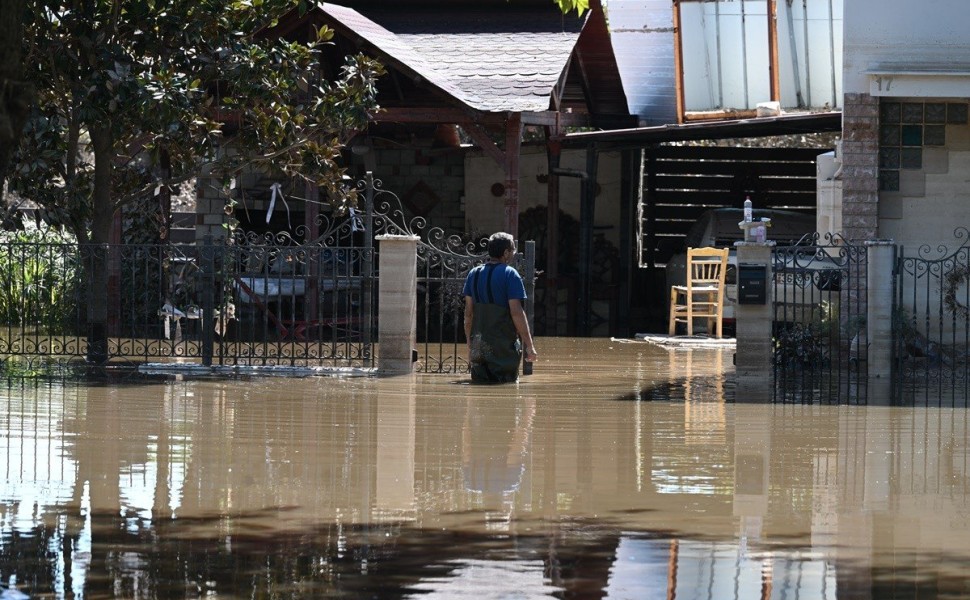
[737,264,767,305]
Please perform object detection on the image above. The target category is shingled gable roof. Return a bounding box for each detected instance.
[313,3,485,112]
[358,6,585,113]
[267,1,629,120]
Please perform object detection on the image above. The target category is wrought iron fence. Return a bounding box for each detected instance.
[894,228,970,406]
[0,237,375,370]
[0,173,534,376]
[0,241,87,373]
[772,234,868,404]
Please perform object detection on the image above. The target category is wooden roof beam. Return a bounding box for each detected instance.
[369,107,499,125]
[462,122,506,166]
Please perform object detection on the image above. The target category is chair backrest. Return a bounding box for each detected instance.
[686,247,728,291]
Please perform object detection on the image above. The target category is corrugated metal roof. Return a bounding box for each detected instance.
[561,111,842,147]
[606,0,679,125]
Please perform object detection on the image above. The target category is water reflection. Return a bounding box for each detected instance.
[1,339,970,598]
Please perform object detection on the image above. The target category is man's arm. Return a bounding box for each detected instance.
[508,299,538,362]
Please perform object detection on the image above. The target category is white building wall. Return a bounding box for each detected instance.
[844,0,970,95]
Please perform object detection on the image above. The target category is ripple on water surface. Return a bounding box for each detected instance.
[1,339,970,598]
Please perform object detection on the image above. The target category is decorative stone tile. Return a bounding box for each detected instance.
[879,196,903,219]
[924,103,947,124]
[402,180,441,216]
[947,103,969,124]
[879,124,900,146]
[924,124,946,146]
[921,148,950,174]
[879,147,899,169]
[901,125,923,146]
[880,101,901,123]
[900,147,922,169]
[879,170,899,192]
[902,102,924,123]
[946,124,970,150]
[899,171,926,196]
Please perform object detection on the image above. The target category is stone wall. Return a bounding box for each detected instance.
[349,144,466,237]
[840,92,879,243]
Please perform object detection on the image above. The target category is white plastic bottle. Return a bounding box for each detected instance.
[743,196,752,223]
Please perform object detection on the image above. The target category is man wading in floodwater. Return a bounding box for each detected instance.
[463,232,538,383]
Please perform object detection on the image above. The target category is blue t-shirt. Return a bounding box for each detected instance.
[462,262,527,306]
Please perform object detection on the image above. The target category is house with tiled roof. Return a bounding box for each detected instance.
[195,0,845,338]
[193,0,634,336]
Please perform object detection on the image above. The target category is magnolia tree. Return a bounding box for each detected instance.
[0,0,31,188]
[0,0,578,363]
[554,0,589,14]
[4,0,384,362]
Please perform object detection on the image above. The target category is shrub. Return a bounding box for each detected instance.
[0,218,81,332]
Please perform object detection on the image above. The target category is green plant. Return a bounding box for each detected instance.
[774,302,839,369]
[0,219,81,331]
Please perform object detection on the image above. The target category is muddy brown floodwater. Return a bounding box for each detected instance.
[2,337,970,599]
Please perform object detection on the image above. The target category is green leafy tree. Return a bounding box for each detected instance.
[0,0,32,194]
[5,0,383,362]
[553,0,588,15]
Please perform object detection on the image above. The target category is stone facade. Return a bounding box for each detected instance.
[349,144,467,237]
[840,92,879,244]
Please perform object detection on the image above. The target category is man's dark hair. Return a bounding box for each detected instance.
[487,232,515,258]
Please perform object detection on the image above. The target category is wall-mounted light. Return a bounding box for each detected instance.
[490,183,505,197]
[536,173,549,184]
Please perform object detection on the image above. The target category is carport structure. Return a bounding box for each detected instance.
[560,110,842,335]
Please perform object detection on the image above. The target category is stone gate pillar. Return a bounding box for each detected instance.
[734,242,775,402]
[377,235,419,374]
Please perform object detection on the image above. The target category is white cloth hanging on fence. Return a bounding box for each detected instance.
[159,301,185,342]
[349,207,364,232]
[266,182,292,229]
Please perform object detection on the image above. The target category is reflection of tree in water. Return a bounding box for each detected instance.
[0,510,641,597]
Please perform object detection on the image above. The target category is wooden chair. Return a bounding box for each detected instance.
[668,246,729,338]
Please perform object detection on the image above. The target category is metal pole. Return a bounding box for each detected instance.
[785,0,805,107]
[828,0,837,108]
[580,147,599,336]
[802,0,812,107]
[362,172,375,366]
[201,235,215,367]
[523,240,535,375]
[741,0,750,108]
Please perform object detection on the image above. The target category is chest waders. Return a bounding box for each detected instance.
[469,263,522,383]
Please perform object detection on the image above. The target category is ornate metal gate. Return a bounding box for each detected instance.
[894,229,970,405]
[0,174,532,375]
[772,234,868,403]
[365,178,535,374]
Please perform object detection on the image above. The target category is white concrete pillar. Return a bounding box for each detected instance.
[734,242,775,402]
[377,235,419,374]
[866,240,895,380]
